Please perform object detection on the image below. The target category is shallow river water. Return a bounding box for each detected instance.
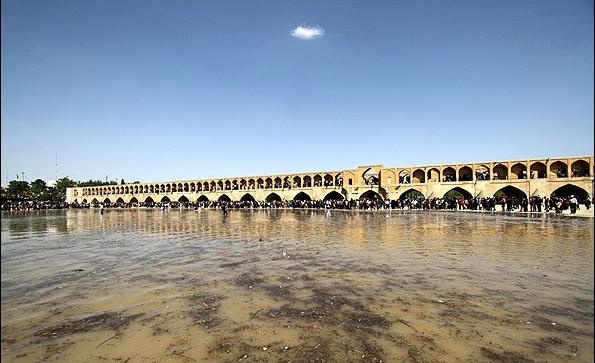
[1,208,593,362]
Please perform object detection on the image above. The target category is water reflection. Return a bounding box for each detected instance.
[1,209,593,362]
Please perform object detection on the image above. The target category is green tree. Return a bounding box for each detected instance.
[5,180,30,202]
[30,179,48,201]
[54,177,78,201]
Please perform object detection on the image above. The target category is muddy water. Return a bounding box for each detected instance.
[1,209,593,362]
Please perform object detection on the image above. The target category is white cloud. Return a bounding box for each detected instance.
[291,25,324,40]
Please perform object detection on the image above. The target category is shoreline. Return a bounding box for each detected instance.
[3,206,593,218]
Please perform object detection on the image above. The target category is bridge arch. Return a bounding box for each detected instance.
[494,186,527,199]
[475,165,490,180]
[91,198,100,204]
[103,198,111,204]
[427,168,440,182]
[412,169,425,183]
[571,159,590,177]
[144,196,154,204]
[510,163,527,180]
[218,194,231,202]
[178,195,189,203]
[551,184,589,201]
[115,197,125,204]
[293,176,302,188]
[549,161,568,178]
[399,188,425,200]
[443,187,472,199]
[442,167,456,182]
[293,192,312,201]
[160,196,171,203]
[130,197,138,204]
[459,166,473,181]
[363,168,379,185]
[240,193,256,202]
[360,190,383,200]
[266,193,282,202]
[303,176,312,187]
[493,163,508,180]
[530,162,546,179]
[323,191,344,201]
[197,195,210,202]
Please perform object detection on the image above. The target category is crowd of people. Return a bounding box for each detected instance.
[15,194,582,215]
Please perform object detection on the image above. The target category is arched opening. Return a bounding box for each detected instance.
[196,183,202,192]
[248,179,256,189]
[494,186,527,199]
[82,199,88,204]
[217,181,224,190]
[398,170,410,184]
[160,184,165,193]
[190,183,195,192]
[427,168,440,182]
[225,181,232,190]
[103,198,111,204]
[240,193,256,202]
[475,165,490,181]
[551,184,589,202]
[549,161,568,178]
[240,179,247,190]
[360,190,383,200]
[324,174,333,187]
[458,166,473,181]
[303,176,312,187]
[144,197,154,204]
[412,169,425,183]
[399,189,425,200]
[571,160,590,177]
[530,162,546,179]
[323,191,344,201]
[91,198,100,204]
[274,177,282,188]
[314,174,323,187]
[161,196,171,203]
[203,182,209,191]
[115,197,125,204]
[443,187,472,199]
[265,178,273,189]
[184,183,189,192]
[266,193,282,202]
[218,194,231,202]
[363,168,379,186]
[493,164,508,180]
[293,192,312,201]
[510,163,527,180]
[443,167,456,182]
[197,195,210,202]
[293,176,302,188]
[210,181,216,191]
[257,178,264,189]
[178,196,189,203]
[130,197,138,203]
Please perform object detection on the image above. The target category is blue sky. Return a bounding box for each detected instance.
[1,0,593,185]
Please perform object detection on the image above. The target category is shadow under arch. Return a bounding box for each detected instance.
[399,188,425,200]
[360,190,383,200]
[197,195,210,202]
[178,195,189,203]
[551,184,589,201]
[130,197,138,203]
[493,186,527,199]
[293,192,312,201]
[266,193,282,202]
[218,194,231,202]
[443,187,472,199]
[160,196,171,203]
[323,191,344,201]
[143,196,154,204]
[240,193,256,202]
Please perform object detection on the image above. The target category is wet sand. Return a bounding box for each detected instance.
[1,209,593,362]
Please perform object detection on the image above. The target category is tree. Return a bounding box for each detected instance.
[54,177,78,201]
[30,179,48,201]
[5,180,30,202]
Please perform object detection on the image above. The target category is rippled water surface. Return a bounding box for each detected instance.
[1,209,593,362]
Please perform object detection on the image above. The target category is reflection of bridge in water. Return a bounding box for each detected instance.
[66,155,594,204]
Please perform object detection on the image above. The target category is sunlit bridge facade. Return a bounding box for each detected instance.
[66,155,594,205]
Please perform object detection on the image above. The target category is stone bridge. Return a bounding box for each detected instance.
[66,155,594,205]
